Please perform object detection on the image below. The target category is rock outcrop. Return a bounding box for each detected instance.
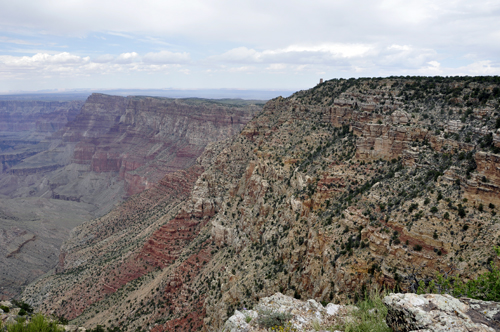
[384,293,500,332]
[0,300,86,331]
[59,94,258,196]
[223,293,345,332]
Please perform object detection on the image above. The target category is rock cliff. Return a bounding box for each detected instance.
[0,100,83,173]
[0,95,259,299]
[22,77,500,332]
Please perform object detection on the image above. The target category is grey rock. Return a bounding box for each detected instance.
[223,293,344,332]
[384,293,500,332]
[223,310,257,332]
[60,325,87,332]
[0,301,12,307]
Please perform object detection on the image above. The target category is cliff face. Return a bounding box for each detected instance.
[0,100,82,135]
[0,95,259,300]
[22,77,500,332]
[0,100,83,173]
[60,94,257,196]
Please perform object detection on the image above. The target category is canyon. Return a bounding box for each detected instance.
[0,95,260,299]
[18,76,500,332]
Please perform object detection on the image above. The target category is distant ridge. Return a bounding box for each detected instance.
[0,88,295,101]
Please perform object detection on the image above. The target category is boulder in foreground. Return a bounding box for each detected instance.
[383,293,500,332]
[223,292,346,332]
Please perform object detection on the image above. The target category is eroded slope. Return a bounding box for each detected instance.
[23,77,500,332]
[1,95,259,299]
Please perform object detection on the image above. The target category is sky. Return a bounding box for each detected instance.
[0,0,499,94]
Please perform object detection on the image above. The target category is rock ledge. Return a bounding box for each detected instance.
[384,293,500,332]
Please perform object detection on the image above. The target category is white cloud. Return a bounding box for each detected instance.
[213,43,373,66]
[266,63,287,71]
[228,66,256,73]
[1,0,498,52]
[215,47,260,63]
[376,45,438,69]
[0,0,499,90]
[0,50,199,84]
[456,61,500,75]
[0,52,88,68]
[114,52,139,64]
[417,61,442,75]
[143,51,190,64]
[92,54,115,63]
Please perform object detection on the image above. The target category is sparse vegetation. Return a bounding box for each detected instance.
[416,247,500,301]
[3,313,64,332]
[19,76,500,331]
[334,289,391,332]
[256,307,294,329]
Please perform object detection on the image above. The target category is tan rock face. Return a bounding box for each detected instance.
[23,77,500,332]
[463,152,500,207]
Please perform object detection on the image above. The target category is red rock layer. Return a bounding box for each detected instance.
[61,94,258,196]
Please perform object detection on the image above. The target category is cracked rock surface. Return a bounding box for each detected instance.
[384,293,500,332]
[223,293,345,332]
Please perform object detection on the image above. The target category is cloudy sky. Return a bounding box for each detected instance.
[0,0,499,93]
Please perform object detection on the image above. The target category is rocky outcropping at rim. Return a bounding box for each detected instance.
[223,292,500,332]
[384,293,500,332]
[223,293,346,332]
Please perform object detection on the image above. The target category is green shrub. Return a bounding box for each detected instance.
[1,305,10,313]
[56,316,68,325]
[417,247,500,301]
[408,203,418,213]
[12,300,33,314]
[270,322,298,331]
[5,313,64,332]
[458,206,466,218]
[256,307,293,328]
[88,326,105,332]
[335,288,391,332]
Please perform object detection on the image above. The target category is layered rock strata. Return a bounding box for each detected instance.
[23,77,500,332]
[1,95,259,299]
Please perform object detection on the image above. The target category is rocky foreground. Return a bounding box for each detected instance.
[223,292,500,332]
[21,76,500,331]
[4,292,499,331]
